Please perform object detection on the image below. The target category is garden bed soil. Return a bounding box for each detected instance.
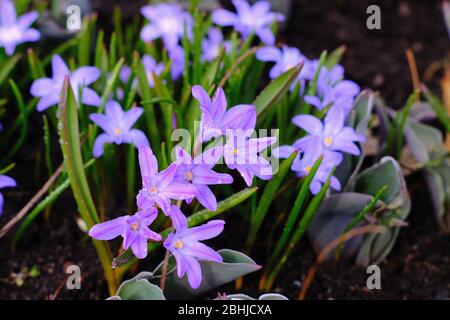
[0,0,449,299]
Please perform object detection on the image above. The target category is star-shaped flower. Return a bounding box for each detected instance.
[212,0,284,45]
[30,55,101,111]
[164,206,224,289]
[136,146,196,216]
[89,208,162,259]
[0,0,40,56]
[89,100,149,158]
[140,3,193,50]
[192,85,256,142]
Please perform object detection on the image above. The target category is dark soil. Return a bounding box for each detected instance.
[1,0,449,300]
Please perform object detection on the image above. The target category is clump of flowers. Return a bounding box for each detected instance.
[89,84,276,289]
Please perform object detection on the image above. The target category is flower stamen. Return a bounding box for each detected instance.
[174,239,184,249]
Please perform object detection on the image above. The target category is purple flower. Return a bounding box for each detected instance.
[223,131,276,186]
[164,206,224,289]
[291,136,342,194]
[212,0,284,45]
[136,146,196,216]
[292,105,365,156]
[168,45,185,81]
[0,0,40,56]
[174,146,233,211]
[306,64,360,113]
[140,3,193,50]
[142,54,165,87]
[0,175,16,216]
[192,85,256,142]
[89,101,149,158]
[89,208,162,259]
[256,45,306,80]
[30,55,101,111]
[202,28,231,62]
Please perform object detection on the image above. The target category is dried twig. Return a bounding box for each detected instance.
[298,225,385,300]
[0,163,64,238]
[406,48,420,98]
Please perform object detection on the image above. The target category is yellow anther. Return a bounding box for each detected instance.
[232,147,239,155]
[184,171,194,182]
[130,222,139,230]
[325,137,332,147]
[175,240,184,249]
[304,165,312,173]
[150,186,158,194]
[114,128,122,135]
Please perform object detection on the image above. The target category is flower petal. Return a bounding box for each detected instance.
[192,85,212,113]
[88,216,128,240]
[138,145,158,180]
[30,78,54,97]
[184,255,203,289]
[81,87,101,106]
[170,205,188,232]
[18,11,38,29]
[140,24,161,42]
[184,220,225,241]
[0,0,16,26]
[122,107,144,131]
[221,104,256,132]
[36,94,59,112]
[0,175,16,189]
[51,55,70,83]
[72,66,101,86]
[131,235,148,259]
[292,114,323,135]
[92,133,114,158]
[212,9,237,26]
[194,185,217,211]
[256,46,281,62]
[183,240,223,263]
[125,129,149,149]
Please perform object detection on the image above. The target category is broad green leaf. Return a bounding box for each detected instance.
[152,249,261,299]
[254,63,303,117]
[223,293,288,300]
[114,272,165,300]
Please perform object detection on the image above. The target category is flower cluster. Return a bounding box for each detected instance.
[0,175,16,216]
[89,86,276,289]
[274,104,365,194]
[0,0,40,56]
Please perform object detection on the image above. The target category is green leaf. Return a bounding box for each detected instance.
[246,152,298,249]
[152,249,261,299]
[0,54,21,86]
[58,77,118,295]
[254,63,303,117]
[115,272,165,300]
[422,85,450,132]
[265,169,333,289]
[325,45,346,69]
[271,156,323,260]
